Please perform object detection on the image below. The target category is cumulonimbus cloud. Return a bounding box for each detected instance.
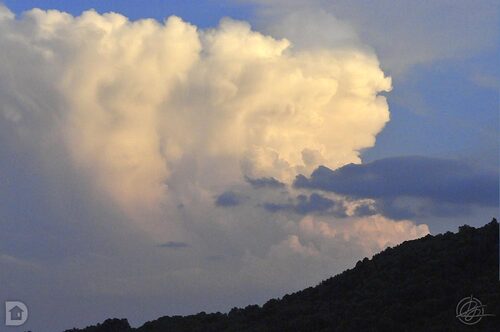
[0,7,431,330]
[0,5,391,220]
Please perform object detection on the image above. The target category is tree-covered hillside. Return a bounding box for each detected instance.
[65,219,499,332]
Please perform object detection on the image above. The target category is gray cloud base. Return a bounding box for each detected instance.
[294,156,499,213]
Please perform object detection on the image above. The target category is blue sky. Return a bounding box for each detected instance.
[2,0,255,26]
[366,52,499,165]
[0,1,498,331]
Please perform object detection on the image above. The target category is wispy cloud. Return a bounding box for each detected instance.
[244,0,499,75]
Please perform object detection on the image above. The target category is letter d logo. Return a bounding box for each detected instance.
[5,301,28,326]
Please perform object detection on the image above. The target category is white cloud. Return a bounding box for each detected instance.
[0,6,391,223]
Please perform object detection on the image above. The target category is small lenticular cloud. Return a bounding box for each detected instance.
[158,241,190,249]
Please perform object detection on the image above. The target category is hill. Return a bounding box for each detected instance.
[65,219,499,331]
